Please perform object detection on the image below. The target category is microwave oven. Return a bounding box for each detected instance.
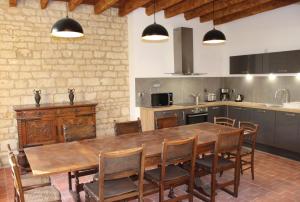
[151,93,173,107]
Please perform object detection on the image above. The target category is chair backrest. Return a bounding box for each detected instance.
[215,129,243,154]
[214,117,236,127]
[63,123,96,142]
[239,121,259,145]
[8,151,25,202]
[98,146,145,201]
[114,118,142,136]
[161,136,198,181]
[156,115,178,129]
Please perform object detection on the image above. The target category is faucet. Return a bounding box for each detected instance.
[275,89,289,104]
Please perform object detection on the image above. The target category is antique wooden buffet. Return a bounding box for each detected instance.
[14,102,97,170]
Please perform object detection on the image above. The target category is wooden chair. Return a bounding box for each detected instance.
[63,123,98,200]
[8,151,61,202]
[83,145,145,202]
[214,117,236,127]
[194,129,243,202]
[156,115,178,129]
[114,118,142,136]
[144,136,198,202]
[7,144,51,200]
[229,122,259,180]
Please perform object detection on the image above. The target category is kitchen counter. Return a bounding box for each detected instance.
[140,101,300,113]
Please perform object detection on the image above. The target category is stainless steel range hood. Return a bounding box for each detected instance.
[171,27,206,75]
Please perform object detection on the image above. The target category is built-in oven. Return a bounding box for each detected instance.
[184,107,208,125]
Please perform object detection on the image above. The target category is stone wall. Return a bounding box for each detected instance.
[0,0,129,166]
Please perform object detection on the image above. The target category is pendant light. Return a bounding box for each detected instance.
[203,0,226,44]
[142,0,169,41]
[51,2,84,38]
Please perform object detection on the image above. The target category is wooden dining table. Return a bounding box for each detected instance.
[24,122,242,201]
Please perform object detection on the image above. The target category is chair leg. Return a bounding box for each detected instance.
[159,184,164,202]
[74,172,81,202]
[233,160,240,197]
[251,155,255,180]
[68,172,72,191]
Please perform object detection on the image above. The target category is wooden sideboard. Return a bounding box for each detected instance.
[14,102,97,170]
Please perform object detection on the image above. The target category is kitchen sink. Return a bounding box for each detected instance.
[283,102,300,109]
[259,103,283,108]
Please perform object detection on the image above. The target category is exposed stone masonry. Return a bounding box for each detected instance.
[0,0,129,166]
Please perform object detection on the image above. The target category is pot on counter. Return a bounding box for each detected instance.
[206,93,217,102]
[235,94,244,102]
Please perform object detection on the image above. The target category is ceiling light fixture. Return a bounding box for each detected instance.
[203,0,226,44]
[142,0,169,41]
[51,2,84,38]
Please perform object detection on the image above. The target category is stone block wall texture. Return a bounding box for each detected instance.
[0,0,129,166]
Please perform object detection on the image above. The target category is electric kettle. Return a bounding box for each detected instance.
[235,94,244,102]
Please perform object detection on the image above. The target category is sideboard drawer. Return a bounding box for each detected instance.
[20,110,55,119]
[56,107,94,116]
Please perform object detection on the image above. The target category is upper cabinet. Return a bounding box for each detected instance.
[230,50,300,74]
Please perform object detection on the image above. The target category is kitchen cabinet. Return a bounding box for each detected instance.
[230,54,263,74]
[251,109,275,146]
[274,112,300,153]
[154,110,184,128]
[227,106,251,126]
[208,106,227,123]
[230,50,300,74]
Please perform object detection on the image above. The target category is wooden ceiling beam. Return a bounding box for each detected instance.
[119,0,152,17]
[40,0,49,9]
[145,0,184,16]
[94,0,119,14]
[9,0,17,7]
[214,0,300,25]
[184,0,246,20]
[164,0,211,18]
[68,0,84,11]
[200,0,274,23]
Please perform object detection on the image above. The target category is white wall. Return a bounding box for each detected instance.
[128,4,300,118]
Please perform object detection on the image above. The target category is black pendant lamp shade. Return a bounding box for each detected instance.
[142,23,169,41]
[142,0,169,41]
[203,0,226,44]
[51,17,84,38]
[203,28,226,44]
[51,1,84,38]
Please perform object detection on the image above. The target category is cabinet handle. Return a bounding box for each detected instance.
[278,69,287,73]
[258,110,266,113]
[234,107,242,110]
[212,107,219,110]
[285,113,296,117]
[182,111,185,122]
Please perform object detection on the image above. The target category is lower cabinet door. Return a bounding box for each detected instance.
[208,106,226,123]
[274,112,300,153]
[251,109,275,146]
[24,118,57,146]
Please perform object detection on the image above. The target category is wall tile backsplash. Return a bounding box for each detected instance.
[136,76,300,107]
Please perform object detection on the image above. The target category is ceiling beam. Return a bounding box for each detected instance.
[40,0,49,9]
[214,0,300,25]
[164,0,211,18]
[9,0,17,7]
[184,0,246,20]
[200,0,274,23]
[94,0,119,14]
[145,0,184,16]
[68,0,84,11]
[119,0,152,17]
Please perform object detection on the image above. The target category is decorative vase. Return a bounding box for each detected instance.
[33,89,41,107]
[68,89,75,105]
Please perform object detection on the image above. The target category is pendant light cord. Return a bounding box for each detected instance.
[153,0,156,24]
[212,0,215,28]
[66,1,69,18]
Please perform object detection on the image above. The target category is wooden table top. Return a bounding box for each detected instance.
[25,122,241,176]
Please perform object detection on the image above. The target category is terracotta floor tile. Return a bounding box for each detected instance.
[0,151,300,201]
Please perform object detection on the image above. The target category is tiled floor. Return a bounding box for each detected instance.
[1,151,300,202]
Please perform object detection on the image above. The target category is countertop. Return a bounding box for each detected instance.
[140,101,300,114]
